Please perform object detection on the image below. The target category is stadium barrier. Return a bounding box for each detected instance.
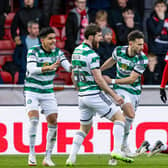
[0,105,168,154]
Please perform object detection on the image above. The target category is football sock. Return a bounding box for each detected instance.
[29,117,39,155]
[69,131,86,161]
[45,124,57,159]
[113,121,125,153]
[122,116,133,147]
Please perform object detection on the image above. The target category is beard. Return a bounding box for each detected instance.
[92,38,99,49]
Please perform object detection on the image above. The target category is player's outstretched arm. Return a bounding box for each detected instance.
[111,71,140,85]
[100,57,116,72]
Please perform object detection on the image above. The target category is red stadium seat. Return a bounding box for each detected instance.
[0,55,13,66]
[61,26,67,40]
[4,28,12,40]
[14,72,19,84]
[49,15,67,28]
[56,41,65,49]
[143,42,148,55]
[5,13,15,28]
[52,27,61,40]
[55,67,72,85]
[0,40,15,50]
[0,71,13,83]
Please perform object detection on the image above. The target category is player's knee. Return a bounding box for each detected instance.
[47,114,57,125]
[111,110,125,122]
[127,112,135,119]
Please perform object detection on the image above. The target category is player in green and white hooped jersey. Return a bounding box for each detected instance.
[66,23,134,166]
[25,27,71,166]
[101,30,148,161]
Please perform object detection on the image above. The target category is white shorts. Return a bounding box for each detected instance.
[78,92,120,125]
[115,89,140,111]
[25,91,58,117]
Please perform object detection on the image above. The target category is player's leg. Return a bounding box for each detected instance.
[40,93,58,166]
[121,103,135,155]
[66,123,92,166]
[95,92,134,164]
[66,95,93,166]
[26,92,39,166]
[115,89,137,156]
[109,110,134,163]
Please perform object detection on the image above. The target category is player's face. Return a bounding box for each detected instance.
[130,38,144,55]
[41,33,56,52]
[92,32,102,49]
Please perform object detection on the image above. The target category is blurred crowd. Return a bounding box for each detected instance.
[0,0,168,85]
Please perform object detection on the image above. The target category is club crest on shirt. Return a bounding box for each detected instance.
[27,99,32,104]
[121,64,127,70]
[43,62,49,66]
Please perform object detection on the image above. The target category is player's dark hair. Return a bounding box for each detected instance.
[127,30,144,42]
[39,27,55,38]
[84,23,101,39]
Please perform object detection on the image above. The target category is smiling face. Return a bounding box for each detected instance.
[41,33,56,52]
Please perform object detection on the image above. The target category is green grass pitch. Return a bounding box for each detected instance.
[0,154,168,168]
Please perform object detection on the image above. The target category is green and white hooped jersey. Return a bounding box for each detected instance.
[24,45,67,94]
[72,43,101,96]
[112,46,148,95]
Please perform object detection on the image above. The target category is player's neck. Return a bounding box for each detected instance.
[41,43,52,53]
[84,40,92,48]
[127,46,135,57]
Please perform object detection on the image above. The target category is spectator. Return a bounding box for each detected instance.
[96,27,116,78]
[115,7,142,45]
[11,0,42,45]
[87,0,112,22]
[109,0,141,29]
[0,0,10,39]
[65,0,89,55]
[19,0,39,8]
[42,0,66,26]
[147,0,168,63]
[13,20,40,84]
[95,10,117,44]
[143,53,162,85]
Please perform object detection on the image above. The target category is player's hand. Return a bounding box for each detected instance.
[160,88,167,103]
[113,94,124,105]
[50,60,60,71]
[103,75,112,84]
